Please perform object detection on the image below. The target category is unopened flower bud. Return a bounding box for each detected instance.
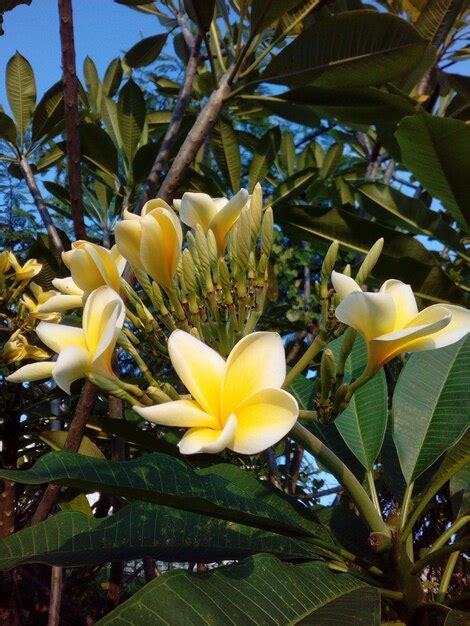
[355,238,384,286]
[195,225,210,273]
[261,207,274,258]
[320,348,336,404]
[182,250,197,293]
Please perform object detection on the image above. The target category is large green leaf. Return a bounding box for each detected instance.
[117,79,146,163]
[279,86,416,126]
[0,451,318,538]
[263,11,430,89]
[357,184,467,257]
[31,80,64,143]
[276,205,465,304]
[250,0,306,35]
[248,126,281,191]
[211,118,241,192]
[5,52,36,145]
[0,111,17,144]
[393,335,470,483]
[83,56,102,114]
[396,112,470,230]
[270,168,318,208]
[102,57,123,97]
[401,432,470,536]
[183,0,215,31]
[124,34,167,68]
[79,121,119,180]
[415,0,465,46]
[97,554,380,625]
[329,336,388,471]
[257,97,320,127]
[0,503,313,571]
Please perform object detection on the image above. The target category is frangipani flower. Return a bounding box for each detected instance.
[21,282,62,322]
[332,271,470,374]
[135,330,298,455]
[174,188,250,255]
[9,253,42,281]
[38,277,85,314]
[62,242,124,294]
[7,286,125,393]
[2,333,49,363]
[0,251,11,275]
[115,199,182,292]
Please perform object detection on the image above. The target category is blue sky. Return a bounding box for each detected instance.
[0,0,165,108]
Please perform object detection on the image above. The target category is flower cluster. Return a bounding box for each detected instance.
[3,186,469,455]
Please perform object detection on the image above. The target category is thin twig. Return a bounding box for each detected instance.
[18,155,64,255]
[47,566,63,626]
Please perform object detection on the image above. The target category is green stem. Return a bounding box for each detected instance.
[428,516,469,554]
[298,409,318,421]
[436,551,460,603]
[292,423,392,544]
[283,333,327,388]
[409,539,470,574]
[367,470,381,516]
[399,482,414,533]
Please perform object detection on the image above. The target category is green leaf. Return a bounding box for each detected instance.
[250,0,306,35]
[0,451,316,538]
[5,52,36,145]
[258,97,320,127]
[31,80,64,143]
[329,336,388,470]
[83,56,102,114]
[183,0,215,32]
[450,464,470,519]
[248,126,281,191]
[35,142,65,172]
[415,0,465,46]
[132,142,160,185]
[101,96,122,149]
[280,86,416,126]
[276,205,465,305]
[124,34,168,68]
[270,168,318,208]
[39,431,104,458]
[357,184,467,257]
[102,57,123,97]
[79,122,119,180]
[97,554,380,625]
[211,118,241,193]
[0,111,17,144]
[263,11,430,89]
[393,335,470,483]
[396,112,470,230]
[319,143,343,179]
[117,79,146,163]
[0,503,313,571]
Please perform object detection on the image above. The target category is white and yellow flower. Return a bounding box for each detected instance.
[21,282,62,321]
[332,272,470,374]
[174,188,250,255]
[7,286,125,393]
[135,330,298,455]
[62,241,125,294]
[115,199,182,292]
[9,253,42,281]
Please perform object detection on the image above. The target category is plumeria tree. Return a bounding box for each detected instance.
[0,1,469,625]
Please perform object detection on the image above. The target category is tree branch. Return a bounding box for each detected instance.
[139,34,202,209]
[58,0,86,240]
[31,380,98,525]
[18,155,65,255]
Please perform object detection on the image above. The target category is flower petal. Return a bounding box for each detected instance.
[52,277,83,296]
[231,388,298,454]
[367,305,452,371]
[331,271,361,301]
[403,304,470,351]
[6,361,55,383]
[335,291,396,341]
[168,330,225,419]
[115,219,143,271]
[380,279,418,328]
[38,294,84,313]
[141,198,172,216]
[178,413,237,455]
[82,286,125,362]
[53,345,91,394]
[210,189,249,254]
[140,212,181,291]
[179,192,218,232]
[134,400,219,429]
[221,332,286,418]
[110,245,127,276]
[36,321,86,354]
